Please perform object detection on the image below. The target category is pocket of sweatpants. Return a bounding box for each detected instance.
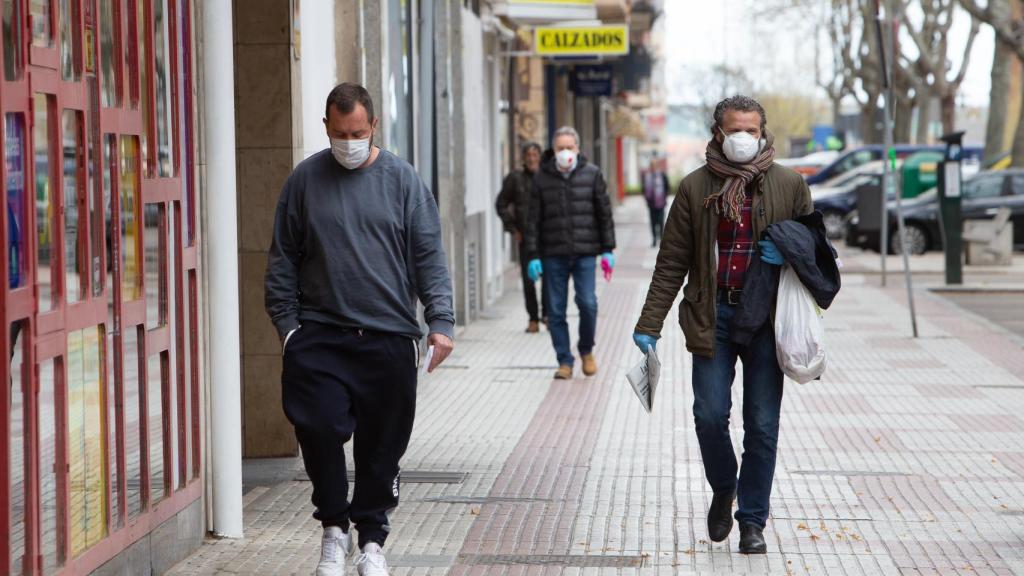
[282,325,302,356]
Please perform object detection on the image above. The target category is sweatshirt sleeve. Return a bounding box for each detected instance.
[264,173,304,340]
[410,181,456,340]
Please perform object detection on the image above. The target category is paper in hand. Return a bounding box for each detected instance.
[422,345,435,374]
[626,346,661,413]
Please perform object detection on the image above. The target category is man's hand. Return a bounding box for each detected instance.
[633,332,659,354]
[758,239,785,266]
[527,259,543,282]
[427,333,454,373]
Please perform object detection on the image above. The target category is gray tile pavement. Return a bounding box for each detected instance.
[169,198,1024,575]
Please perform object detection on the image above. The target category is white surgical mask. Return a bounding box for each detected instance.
[331,136,371,169]
[720,128,763,164]
[556,149,577,172]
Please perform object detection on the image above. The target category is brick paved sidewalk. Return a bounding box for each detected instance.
[170,198,1024,575]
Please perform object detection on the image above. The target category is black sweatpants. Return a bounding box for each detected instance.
[281,321,418,548]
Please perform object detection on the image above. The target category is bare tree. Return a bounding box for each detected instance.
[959,0,1024,165]
[897,0,981,137]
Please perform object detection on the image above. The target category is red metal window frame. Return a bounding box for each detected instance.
[2,0,202,574]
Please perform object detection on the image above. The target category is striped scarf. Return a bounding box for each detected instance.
[703,129,776,223]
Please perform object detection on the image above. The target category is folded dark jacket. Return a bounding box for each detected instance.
[731,211,841,345]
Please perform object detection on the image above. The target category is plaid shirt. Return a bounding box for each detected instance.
[717,190,755,288]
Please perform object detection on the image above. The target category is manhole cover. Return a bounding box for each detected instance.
[420,496,550,504]
[791,470,910,477]
[457,554,645,567]
[296,470,467,484]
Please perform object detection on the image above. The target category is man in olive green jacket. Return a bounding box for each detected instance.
[633,96,812,555]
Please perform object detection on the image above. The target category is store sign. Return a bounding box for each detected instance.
[572,65,613,97]
[535,25,629,56]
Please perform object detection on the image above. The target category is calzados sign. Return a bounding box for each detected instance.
[535,25,629,56]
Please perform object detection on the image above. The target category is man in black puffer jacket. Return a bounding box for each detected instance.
[525,126,616,380]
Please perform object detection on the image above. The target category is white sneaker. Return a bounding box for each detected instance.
[316,526,355,576]
[356,543,390,576]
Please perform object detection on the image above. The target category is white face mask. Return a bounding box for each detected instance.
[556,149,578,171]
[720,128,763,164]
[331,136,371,169]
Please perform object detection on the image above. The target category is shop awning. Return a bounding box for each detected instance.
[493,0,598,25]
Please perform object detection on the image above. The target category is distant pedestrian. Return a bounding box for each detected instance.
[642,158,670,247]
[632,96,813,554]
[496,141,549,333]
[525,126,616,380]
[265,83,455,576]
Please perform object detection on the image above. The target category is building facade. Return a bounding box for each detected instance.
[2,0,662,573]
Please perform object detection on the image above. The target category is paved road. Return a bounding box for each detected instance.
[170,198,1024,575]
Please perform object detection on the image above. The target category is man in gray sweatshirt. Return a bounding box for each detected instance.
[265,83,455,576]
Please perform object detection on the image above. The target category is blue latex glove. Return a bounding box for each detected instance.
[601,252,615,270]
[633,332,659,354]
[527,259,543,282]
[758,239,785,265]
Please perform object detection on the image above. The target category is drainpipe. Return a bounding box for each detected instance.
[202,0,244,538]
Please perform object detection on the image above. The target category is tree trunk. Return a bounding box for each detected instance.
[916,91,932,144]
[860,95,882,145]
[984,30,1014,164]
[895,94,914,143]
[940,93,957,136]
[1013,78,1024,167]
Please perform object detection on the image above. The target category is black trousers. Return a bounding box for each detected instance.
[519,242,549,322]
[281,321,418,548]
[649,206,666,246]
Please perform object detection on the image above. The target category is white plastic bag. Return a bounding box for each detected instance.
[774,265,827,384]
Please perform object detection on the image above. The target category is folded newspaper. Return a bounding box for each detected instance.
[626,346,661,413]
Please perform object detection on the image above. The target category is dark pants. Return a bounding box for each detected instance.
[691,301,783,528]
[649,206,666,246]
[519,243,549,322]
[282,321,418,548]
[542,256,597,367]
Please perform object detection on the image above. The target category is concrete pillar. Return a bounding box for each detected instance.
[233,0,303,458]
[202,0,244,537]
[434,0,468,326]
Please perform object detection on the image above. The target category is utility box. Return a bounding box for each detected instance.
[938,132,966,284]
[901,151,943,199]
[855,181,884,251]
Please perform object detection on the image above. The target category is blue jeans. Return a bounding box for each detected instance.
[542,256,597,367]
[691,301,783,528]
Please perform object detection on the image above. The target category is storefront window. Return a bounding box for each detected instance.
[124,325,141,518]
[154,0,173,177]
[179,1,194,246]
[99,0,118,106]
[120,135,141,300]
[386,0,414,161]
[137,0,149,175]
[6,113,27,289]
[144,202,165,328]
[39,357,65,572]
[35,94,55,311]
[63,109,82,303]
[147,353,165,503]
[30,0,51,47]
[3,0,24,80]
[67,326,107,557]
[9,321,27,574]
[59,0,79,80]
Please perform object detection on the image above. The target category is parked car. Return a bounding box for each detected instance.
[805,144,983,186]
[776,151,840,177]
[846,169,1024,254]
[812,161,892,239]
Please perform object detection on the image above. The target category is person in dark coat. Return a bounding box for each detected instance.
[642,158,670,247]
[496,141,548,333]
[524,126,616,380]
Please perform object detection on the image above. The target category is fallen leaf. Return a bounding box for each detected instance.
[796,523,809,531]
[470,506,480,515]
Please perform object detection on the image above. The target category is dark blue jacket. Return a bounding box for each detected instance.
[731,211,841,345]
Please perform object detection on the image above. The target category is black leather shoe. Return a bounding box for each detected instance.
[707,490,735,542]
[739,523,767,554]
